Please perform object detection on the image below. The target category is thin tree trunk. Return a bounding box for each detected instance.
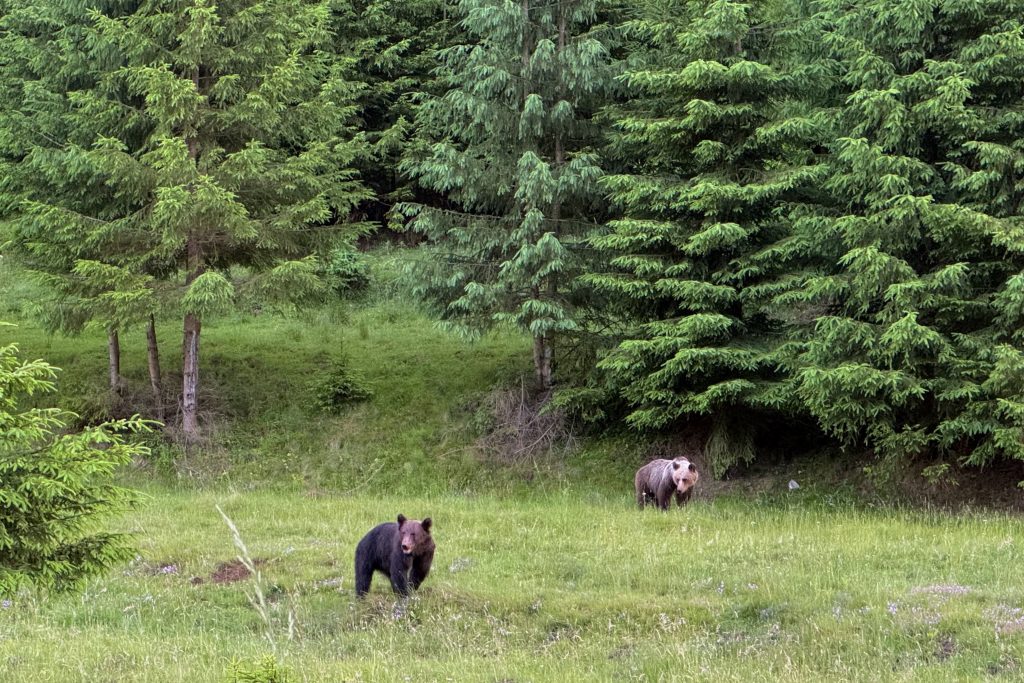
[533,334,553,391]
[146,313,164,422]
[181,308,201,440]
[553,8,566,195]
[181,66,203,443]
[107,327,122,393]
[181,223,204,441]
[522,0,531,99]
[523,0,552,390]
[181,234,203,440]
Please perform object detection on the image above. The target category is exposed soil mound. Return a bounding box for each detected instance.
[211,558,265,584]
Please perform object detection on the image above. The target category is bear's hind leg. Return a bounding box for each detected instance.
[637,486,649,509]
[354,565,372,597]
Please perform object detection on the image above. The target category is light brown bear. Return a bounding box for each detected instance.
[634,457,699,510]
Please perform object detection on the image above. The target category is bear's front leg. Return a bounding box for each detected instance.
[389,554,412,596]
[410,551,434,590]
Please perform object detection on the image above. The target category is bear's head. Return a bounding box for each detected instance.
[671,458,699,494]
[397,514,433,556]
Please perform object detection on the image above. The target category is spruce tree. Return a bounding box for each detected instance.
[795,0,1024,470]
[334,0,453,224]
[0,327,148,594]
[578,0,826,473]
[0,0,158,396]
[66,0,367,440]
[399,0,613,390]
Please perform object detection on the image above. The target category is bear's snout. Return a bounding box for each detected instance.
[674,461,699,492]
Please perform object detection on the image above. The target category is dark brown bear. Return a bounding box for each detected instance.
[634,457,699,510]
[354,514,435,598]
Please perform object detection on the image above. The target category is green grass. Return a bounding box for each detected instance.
[2,490,1023,681]
[0,251,644,496]
[0,251,544,492]
[3,254,1024,681]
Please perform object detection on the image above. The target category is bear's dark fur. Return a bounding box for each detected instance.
[634,457,699,510]
[354,514,435,598]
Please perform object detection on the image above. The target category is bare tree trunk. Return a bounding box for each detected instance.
[146,313,164,422]
[181,308,201,440]
[107,327,122,393]
[181,236,203,440]
[181,66,203,443]
[180,210,203,441]
[533,334,553,391]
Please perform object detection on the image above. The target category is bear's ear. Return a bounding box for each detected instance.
[397,514,407,527]
[688,462,697,472]
[422,517,432,533]
[672,461,681,470]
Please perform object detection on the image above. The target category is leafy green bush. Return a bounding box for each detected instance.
[321,246,371,295]
[309,359,373,413]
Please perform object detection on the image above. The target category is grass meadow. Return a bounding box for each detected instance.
[2,490,1023,681]
[2,253,1024,681]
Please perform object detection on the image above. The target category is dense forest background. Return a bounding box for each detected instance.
[5,0,1024,487]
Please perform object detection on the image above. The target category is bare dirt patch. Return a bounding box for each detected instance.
[211,558,265,584]
[897,458,1024,512]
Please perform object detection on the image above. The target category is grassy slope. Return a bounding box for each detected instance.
[2,255,1024,681]
[0,254,642,495]
[0,252,573,493]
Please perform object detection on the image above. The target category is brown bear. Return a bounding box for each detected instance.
[634,457,699,510]
[354,514,435,598]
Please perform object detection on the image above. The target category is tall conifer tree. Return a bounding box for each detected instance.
[93,0,367,440]
[794,0,1024,469]
[579,0,826,473]
[334,0,453,222]
[400,0,613,390]
[0,0,157,396]
[21,0,369,441]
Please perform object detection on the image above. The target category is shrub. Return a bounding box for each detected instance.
[472,384,577,463]
[0,329,149,594]
[310,359,373,413]
[321,246,370,295]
